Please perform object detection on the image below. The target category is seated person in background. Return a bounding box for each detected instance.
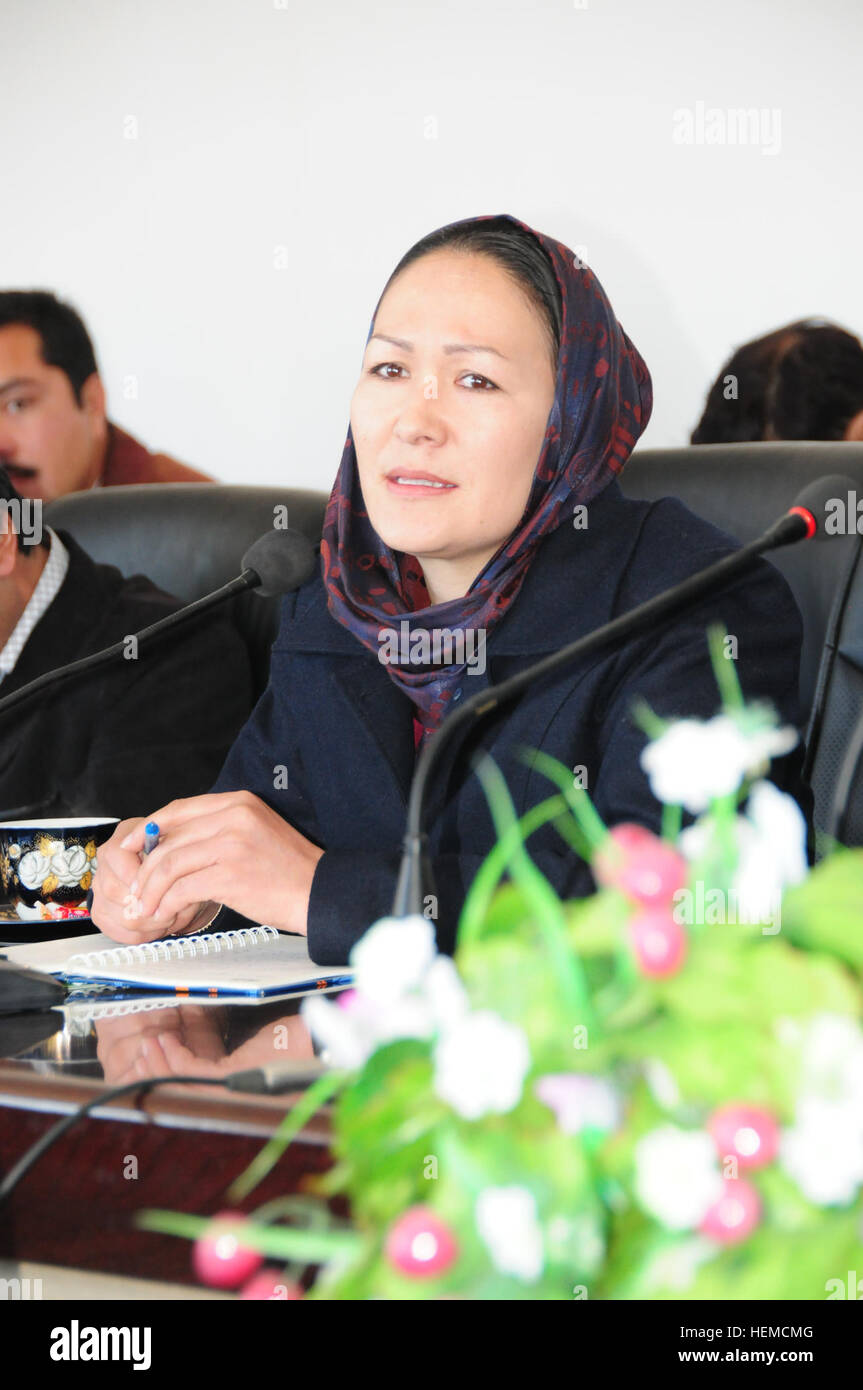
[692,318,863,444]
[0,467,253,820]
[90,213,812,964]
[0,290,214,502]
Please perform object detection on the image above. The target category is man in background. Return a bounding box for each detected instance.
[0,466,252,821]
[692,319,863,445]
[0,290,214,502]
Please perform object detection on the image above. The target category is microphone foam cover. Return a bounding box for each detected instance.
[241,528,318,596]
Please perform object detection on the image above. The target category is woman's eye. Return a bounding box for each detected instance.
[459,373,497,391]
[5,398,29,415]
[369,362,405,380]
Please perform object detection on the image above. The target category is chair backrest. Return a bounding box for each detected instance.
[44,484,329,698]
[45,452,863,844]
[622,442,863,844]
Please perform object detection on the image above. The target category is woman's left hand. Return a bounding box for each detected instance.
[119,791,324,936]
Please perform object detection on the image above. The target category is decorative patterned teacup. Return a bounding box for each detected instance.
[0,818,119,921]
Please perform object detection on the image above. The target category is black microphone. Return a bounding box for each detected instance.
[391,476,853,918]
[239,528,319,597]
[0,528,318,1016]
[0,528,317,720]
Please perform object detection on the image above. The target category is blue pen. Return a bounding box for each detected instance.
[84,820,160,914]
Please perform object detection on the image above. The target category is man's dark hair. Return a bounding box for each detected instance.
[692,319,863,444]
[377,215,563,369]
[0,290,98,404]
[0,466,49,553]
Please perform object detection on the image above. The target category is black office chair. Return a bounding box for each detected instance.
[622,442,863,846]
[45,446,863,845]
[45,484,329,699]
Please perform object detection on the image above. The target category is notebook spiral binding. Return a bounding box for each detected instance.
[61,995,199,1030]
[66,925,279,971]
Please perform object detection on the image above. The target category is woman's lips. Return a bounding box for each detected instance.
[385,473,458,499]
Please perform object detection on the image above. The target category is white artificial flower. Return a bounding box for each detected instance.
[733,780,808,922]
[301,994,376,1070]
[780,1096,863,1206]
[634,1126,724,1231]
[349,914,436,1005]
[433,1010,530,1120]
[423,955,470,1030]
[678,821,709,864]
[304,919,474,1070]
[534,1073,622,1135]
[776,1013,863,1206]
[796,1013,863,1107]
[369,996,435,1046]
[475,1186,544,1282]
[640,715,798,815]
[302,983,435,1069]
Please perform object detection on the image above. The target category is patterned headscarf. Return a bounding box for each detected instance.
[320,212,653,743]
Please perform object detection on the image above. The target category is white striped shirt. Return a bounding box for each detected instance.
[0,528,70,682]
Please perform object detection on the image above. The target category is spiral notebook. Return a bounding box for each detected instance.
[2,926,352,998]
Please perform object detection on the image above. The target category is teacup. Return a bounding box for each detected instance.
[0,817,119,921]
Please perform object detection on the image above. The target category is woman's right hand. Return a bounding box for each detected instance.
[90,814,217,944]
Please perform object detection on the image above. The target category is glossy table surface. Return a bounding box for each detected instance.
[0,928,344,1285]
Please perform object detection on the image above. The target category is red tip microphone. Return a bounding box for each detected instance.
[783,475,859,543]
[787,506,818,541]
[392,473,856,920]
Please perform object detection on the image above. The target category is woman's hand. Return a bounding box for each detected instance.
[90,791,324,944]
[95,1005,227,1086]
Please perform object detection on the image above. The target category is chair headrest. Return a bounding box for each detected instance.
[44,483,329,603]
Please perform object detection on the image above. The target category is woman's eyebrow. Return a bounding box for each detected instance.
[368,333,508,360]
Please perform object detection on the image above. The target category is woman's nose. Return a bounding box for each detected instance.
[393,379,446,442]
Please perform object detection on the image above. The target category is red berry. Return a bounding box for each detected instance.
[708,1104,779,1170]
[192,1210,264,1290]
[629,909,687,978]
[384,1207,458,1279]
[238,1270,303,1300]
[594,824,688,907]
[699,1177,761,1245]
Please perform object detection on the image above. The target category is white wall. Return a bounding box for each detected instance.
[3,0,861,489]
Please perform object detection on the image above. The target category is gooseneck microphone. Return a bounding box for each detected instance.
[0,528,318,1015]
[391,475,852,918]
[0,528,317,721]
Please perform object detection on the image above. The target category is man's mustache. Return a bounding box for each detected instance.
[1,463,39,479]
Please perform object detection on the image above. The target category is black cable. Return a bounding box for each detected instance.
[0,1062,327,1204]
[0,1073,225,1204]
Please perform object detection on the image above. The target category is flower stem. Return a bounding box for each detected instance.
[227,1068,349,1203]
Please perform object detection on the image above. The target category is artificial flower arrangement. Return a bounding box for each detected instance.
[140,628,863,1299]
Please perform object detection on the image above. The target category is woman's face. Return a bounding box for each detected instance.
[350,249,557,595]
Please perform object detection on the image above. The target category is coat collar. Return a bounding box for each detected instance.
[279,482,648,815]
[282,481,643,659]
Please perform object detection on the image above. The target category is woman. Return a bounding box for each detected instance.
[91,213,809,962]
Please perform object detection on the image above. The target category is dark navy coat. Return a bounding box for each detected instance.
[211,481,810,964]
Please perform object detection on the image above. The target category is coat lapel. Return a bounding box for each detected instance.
[329,656,417,810]
[281,482,640,820]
